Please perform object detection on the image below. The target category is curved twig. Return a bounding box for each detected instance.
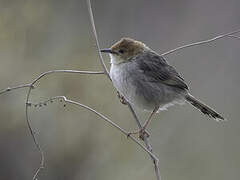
[30,70,104,85]
[127,103,161,179]
[30,96,159,161]
[26,86,43,180]
[24,70,103,180]
[87,0,110,78]
[87,0,164,179]
[0,70,104,96]
[161,29,240,56]
[1,1,238,180]
[86,0,161,179]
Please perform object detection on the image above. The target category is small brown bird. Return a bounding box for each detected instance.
[101,38,225,136]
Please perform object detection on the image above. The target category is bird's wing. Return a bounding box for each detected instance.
[134,51,188,90]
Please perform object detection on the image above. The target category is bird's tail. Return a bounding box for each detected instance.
[185,94,225,121]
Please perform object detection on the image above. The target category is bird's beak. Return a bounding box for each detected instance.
[100,48,118,55]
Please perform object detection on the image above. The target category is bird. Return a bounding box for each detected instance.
[101,38,225,136]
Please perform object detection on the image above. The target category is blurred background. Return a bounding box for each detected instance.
[0,0,239,179]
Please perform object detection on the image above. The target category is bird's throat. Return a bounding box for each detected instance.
[110,54,125,65]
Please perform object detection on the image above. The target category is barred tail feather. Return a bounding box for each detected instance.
[185,94,225,121]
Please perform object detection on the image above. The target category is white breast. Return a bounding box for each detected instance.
[110,63,129,97]
[109,55,136,104]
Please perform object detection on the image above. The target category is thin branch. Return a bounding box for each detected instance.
[161,29,240,56]
[127,103,161,180]
[23,70,103,180]
[228,35,240,40]
[25,86,43,180]
[87,0,161,179]
[30,96,159,161]
[1,1,238,180]
[87,0,110,78]
[31,70,104,85]
[0,70,104,96]
[0,83,33,95]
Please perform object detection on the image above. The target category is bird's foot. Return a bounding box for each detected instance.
[127,128,150,140]
[117,91,127,105]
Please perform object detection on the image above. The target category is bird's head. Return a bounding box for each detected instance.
[101,38,148,64]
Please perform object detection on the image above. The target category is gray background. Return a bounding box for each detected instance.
[0,0,239,179]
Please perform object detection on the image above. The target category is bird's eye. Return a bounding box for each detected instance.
[119,49,124,54]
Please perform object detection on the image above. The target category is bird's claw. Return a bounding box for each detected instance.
[139,129,150,140]
[117,91,127,105]
[127,128,150,140]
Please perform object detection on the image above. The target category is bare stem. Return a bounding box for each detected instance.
[161,29,240,56]
[23,70,103,180]
[228,35,240,40]
[87,0,161,179]
[87,0,110,78]
[31,70,104,85]
[0,70,103,96]
[14,1,239,180]
[25,86,44,180]
[127,103,161,180]
[30,96,159,160]
[0,84,33,95]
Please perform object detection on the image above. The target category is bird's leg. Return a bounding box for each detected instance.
[117,91,127,105]
[142,106,159,130]
[127,106,159,140]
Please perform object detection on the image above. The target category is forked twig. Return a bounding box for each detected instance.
[30,96,158,160]
[86,0,161,179]
[1,1,239,180]
[24,70,104,180]
[127,103,161,179]
[0,70,104,96]
[87,0,110,78]
[23,68,158,179]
